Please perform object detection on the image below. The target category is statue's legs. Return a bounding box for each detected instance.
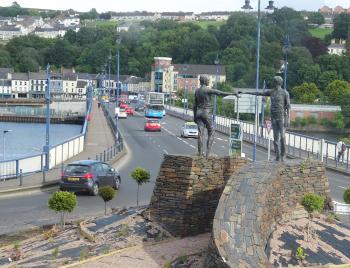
[280,120,286,161]
[203,112,214,158]
[196,120,205,156]
[272,118,281,161]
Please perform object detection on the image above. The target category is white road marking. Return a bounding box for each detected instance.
[163,149,169,154]
[338,186,347,189]
[189,145,196,149]
[216,138,223,141]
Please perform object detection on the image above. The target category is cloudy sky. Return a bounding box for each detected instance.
[1,0,349,13]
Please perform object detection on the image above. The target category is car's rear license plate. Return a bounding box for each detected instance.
[67,177,79,181]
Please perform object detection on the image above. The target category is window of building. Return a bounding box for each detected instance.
[155,72,163,80]
[310,112,318,119]
[296,111,304,118]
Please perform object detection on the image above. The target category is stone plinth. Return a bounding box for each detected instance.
[148,155,248,237]
[205,159,331,268]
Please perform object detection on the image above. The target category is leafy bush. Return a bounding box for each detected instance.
[98,186,116,215]
[131,167,150,207]
[295,247,308,262]
[301,193,325,214]
[343,187,350,204]
[48,191,77,227]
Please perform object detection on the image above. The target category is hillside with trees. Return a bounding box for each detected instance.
[0,6,349,126]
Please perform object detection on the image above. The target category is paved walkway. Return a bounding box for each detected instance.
[0,100,116,193]
[69,233,210,268]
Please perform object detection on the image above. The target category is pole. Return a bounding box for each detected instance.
[214,55,219,126]
[44,64,51,171]
[2,132,5,161]
[283,35,289,90]
[253,0,261,162]
[108,50,111,99]
[237,97,239,121]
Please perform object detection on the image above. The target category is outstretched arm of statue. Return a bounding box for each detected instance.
[235,89,270,96]
[209,88,237,97]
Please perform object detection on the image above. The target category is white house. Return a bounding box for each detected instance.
[12,73,30,99]
[29,72,47,99]
[328,39,347,56]
[0,68,13,99]
[196,11,232,21]
[62,73,78,98]
[0,25,24,40]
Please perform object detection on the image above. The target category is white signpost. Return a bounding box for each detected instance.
[265,119,272,161]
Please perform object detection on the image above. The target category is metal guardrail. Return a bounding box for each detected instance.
[165,105,350,173]
[0,100,125,186]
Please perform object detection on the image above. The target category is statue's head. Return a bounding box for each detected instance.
[273,76,283,88]
[199,75,210,86]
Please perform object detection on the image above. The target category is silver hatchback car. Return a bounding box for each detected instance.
[181,122,199,138]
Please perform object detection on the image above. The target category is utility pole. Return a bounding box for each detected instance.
[44,64,51,171]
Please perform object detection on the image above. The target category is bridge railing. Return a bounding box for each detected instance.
[0,101,92,181]
[165,105,350,172]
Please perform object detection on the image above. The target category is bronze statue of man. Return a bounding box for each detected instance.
[239,76,290,161]
[193,75,234,157]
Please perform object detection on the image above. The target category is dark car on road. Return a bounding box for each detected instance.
[59,160,121,196]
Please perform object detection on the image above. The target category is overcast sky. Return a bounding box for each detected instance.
[1,0,349,13]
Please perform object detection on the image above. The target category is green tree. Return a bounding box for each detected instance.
[98,186,116,215]
[324,80,350,105]
[318,70,340,91]
[332,13,350,39]
[334,112,345,130]
[307,12,325,25]
[130,167,150,207]
[291,83,321,104]
[48,191,77,227]
[301,192,324,241]
[80,8,99,20]
[344,188,350,204]
[0,49,11,67]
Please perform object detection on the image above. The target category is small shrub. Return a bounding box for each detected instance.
[130,167,150,207]
[302,193,325,241]
[10,242,21,261]
[98,186,116,215]
[52,246,59,259]
[116,224,129,237]
[48,191,77,227]
[301,193,325,214]
[343,187,350,204]
[295,247,308,263]
[178,255,188,264]
[163,261,172,268]
[80,247,88,261]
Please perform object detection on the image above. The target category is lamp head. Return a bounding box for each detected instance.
[265,0,275,10]
[242,0,253,10]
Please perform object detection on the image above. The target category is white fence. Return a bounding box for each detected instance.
[166,105,349,170]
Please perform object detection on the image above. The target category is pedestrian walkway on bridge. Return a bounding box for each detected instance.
[0,100,117,194]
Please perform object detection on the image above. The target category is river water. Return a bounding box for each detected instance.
[0,122,82,160]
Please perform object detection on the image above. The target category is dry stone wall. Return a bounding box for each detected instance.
[148,155,248,237]
[205,159,331,268]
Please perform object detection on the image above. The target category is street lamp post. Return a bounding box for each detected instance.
[213,54,220,126]
[3,129,12,160]
[282,35,291,90]
[242,0,275,162]
[108,50,112,99]
[115,26,121,140]
[44,64,51,171]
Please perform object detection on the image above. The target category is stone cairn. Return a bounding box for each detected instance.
[148,154,248,237]
[205,159,331,268]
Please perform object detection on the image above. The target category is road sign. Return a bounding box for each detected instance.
[265,119,272,134]
[229,123,242,157]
